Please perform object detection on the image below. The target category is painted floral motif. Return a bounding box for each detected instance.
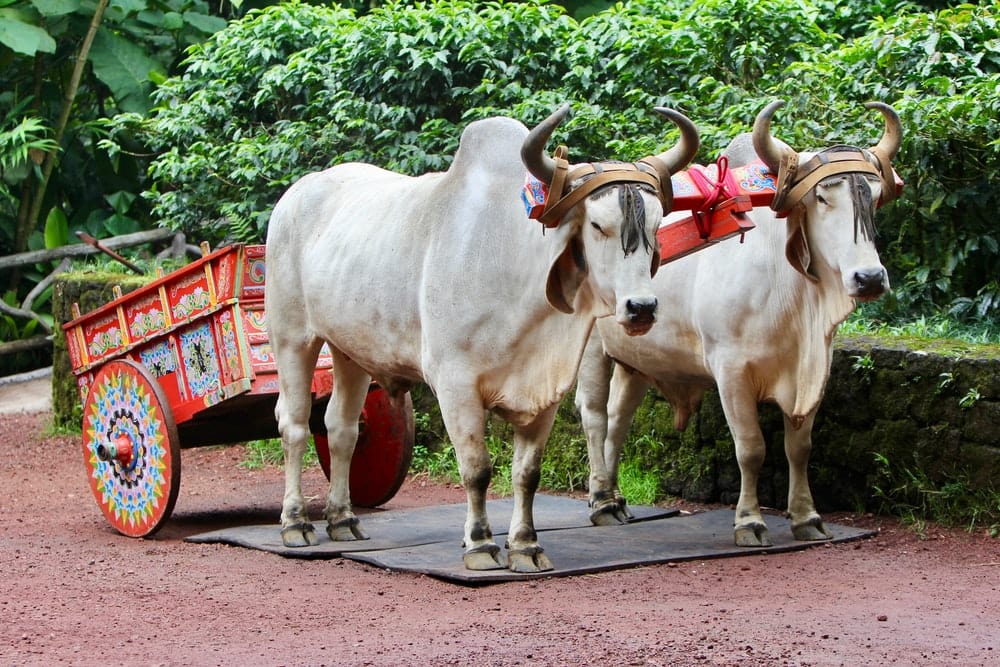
[140,342,176,378]
[244,309,266,334]
[87,327,124,358]
[172,286,211,320]
[218,310,242,381]
[84,368,169,533]
[248,258,265,285]
[251,343,272,364]
[739,163,778,193]
[129,307,166,339]
[180,323,219,397]
[670,174,699,197]
[216,255,234,300]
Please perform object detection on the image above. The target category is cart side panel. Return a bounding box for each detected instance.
[213,245,243,303]
[166,268,214,323]
[240,245,266,303]
[124,290,169,343]
[80,309,128,368]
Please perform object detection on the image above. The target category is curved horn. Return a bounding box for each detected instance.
[651,107,700,174]
[751,99,791,174]
[864,101,902,160]
[521,104,572,185]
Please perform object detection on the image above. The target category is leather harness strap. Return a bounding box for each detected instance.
[771,146,896,216]
[537,147,669,228]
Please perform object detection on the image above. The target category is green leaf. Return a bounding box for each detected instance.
[105,190,136,214]
[29,0,80,17]
[182,10,226,36]
[0,12,57,55]
[107,0,145,19]
[161,11,183,30]
[102,213,141,236]
[89,27,166,113]
[43,207,69,248]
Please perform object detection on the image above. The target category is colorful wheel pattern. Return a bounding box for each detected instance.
[82,359,181,537]
[314,385,415,507]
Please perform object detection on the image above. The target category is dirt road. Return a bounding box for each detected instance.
[2,403,997,666]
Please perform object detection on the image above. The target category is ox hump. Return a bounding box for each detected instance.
[449,116,529,176]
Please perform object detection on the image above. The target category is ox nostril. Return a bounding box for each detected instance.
[854,269,887,295]
[626,297,658,318]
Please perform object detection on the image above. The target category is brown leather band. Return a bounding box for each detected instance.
[539,158,665,228]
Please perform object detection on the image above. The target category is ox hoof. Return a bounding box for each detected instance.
[734,523,772,548]
[589,502,628,526]
[616,496,635,521]
[507,546,554,573]
[281,522,319,547]
[326,516,369,541]
[792,517,833,541]
[463,543,507,571]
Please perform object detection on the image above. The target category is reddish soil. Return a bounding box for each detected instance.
[2,408,998,667]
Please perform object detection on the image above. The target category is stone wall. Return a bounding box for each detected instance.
[581,335,1000,512]
[411,335,999,513]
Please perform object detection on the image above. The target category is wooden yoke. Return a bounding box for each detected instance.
[523,151,902,267]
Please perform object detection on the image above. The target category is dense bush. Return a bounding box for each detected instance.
[105,0,1000,326]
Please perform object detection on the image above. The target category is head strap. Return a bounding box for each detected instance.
[771,145,897,217]
[537,147,670,228]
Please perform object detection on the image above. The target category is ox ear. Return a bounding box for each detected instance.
[546,234,588,313]
[785,207,819,283]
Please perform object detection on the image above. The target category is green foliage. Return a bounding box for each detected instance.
[239,437,319,470]
[2,0,233,373]
[872,451,1000,536]
[758,4,1000,324]
[5,0,997,377]
[616,449,666,506]
[106,0,1000,330]
[851,353,876,385]
[841,305,1000,344]
[410,442,461,483]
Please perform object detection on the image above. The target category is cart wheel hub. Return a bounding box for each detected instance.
[96,434,136,470]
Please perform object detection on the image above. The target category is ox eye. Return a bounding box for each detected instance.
[816,193,828,205]
[591,221,608,237]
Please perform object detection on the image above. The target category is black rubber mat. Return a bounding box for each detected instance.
[345,508,875,584]
[184,494,678,559]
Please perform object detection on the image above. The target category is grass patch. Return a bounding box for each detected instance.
[617,456,665,506]
[239,437,318,471]
[841,308,1000,345]
[872,452,1000,538]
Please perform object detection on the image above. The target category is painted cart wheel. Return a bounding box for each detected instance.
[81,359,181,537]
[313,385,415,507]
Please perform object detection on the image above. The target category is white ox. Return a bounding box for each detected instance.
[576,101,902,546]
[265,105,699,571]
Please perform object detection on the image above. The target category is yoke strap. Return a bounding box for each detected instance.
[772,148,884,217]
[538,158,664,228]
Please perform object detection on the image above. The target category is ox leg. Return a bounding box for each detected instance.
[506,405,558,573]
[576,333,622,525]
[785,412,832,541]
[322,353,371,541]
[437,392,505,570]
[598,366,652,524]
[275,339,324,547]
[717,382,771,547]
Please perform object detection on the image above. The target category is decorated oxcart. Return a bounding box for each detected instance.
[63,243,415,537]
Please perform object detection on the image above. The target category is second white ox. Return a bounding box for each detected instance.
[265,105,698,571]
[576,100,901,546]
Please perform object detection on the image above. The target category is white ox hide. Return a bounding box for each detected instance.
[576,101,902,546]
[265,105,699,571]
